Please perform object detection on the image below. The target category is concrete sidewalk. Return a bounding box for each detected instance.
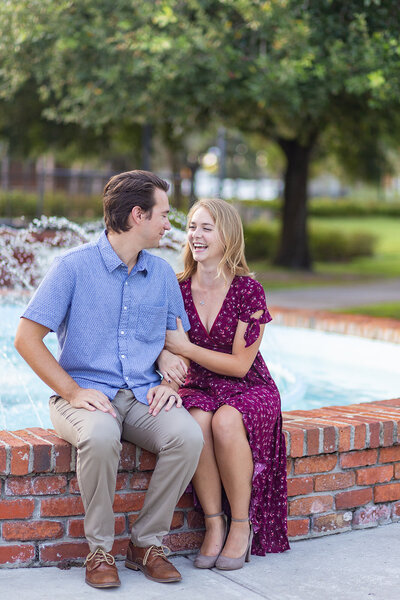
[266,278,400,310]
[1,523,399,600]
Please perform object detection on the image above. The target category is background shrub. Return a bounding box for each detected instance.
[243,221,376,262]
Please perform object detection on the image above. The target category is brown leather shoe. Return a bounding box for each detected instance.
[125,541,182,583]
[84,548,121,588]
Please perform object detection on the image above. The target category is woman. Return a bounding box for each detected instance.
[161,198,289,570]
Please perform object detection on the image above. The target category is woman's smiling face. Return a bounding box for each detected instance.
[187,207,225,264]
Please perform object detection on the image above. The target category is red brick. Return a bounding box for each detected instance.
[337,426,351,453]
[335,488,373,509]
[380,446,400,463]
[382,421,395,446]
[374,482,400,503]
[40,496,84,517]
[323,426,337,453]
[113,492,145,513]
[28,428,72,473]
[171,511,184,530]
[291,423,320,456]
[395,463,400,479]
[287,519,309,537]
[13,430,52,473]
[176,493,194,509]
[356,465,393,486]
[5,476,33,496]
[392,501,400,518]
[312,513,351,533]
[138,449,156,471]
[322,410,367,449]
[40,541,89,563]
[119,441,136,470]
[353,504,391,526]
[2,520,64,541]
[287,476,313,497]
[163,531,204,552]
[0,432,31,476]
[68,516,126,538]
[0,498,35,519]
[289,495,333,516]
[283,426,304,458]
[0,544,35,565]
[33,475,68,495]
[283,430,289,450]
[187,510,205,530]
[69,477,80,494]
[314,472,355,492]
[111,537,130,557]
[286,459,293,476]
[0,443,7,474]
[294,454,337,475]
[340,449,377,469]
[130,472,152,490]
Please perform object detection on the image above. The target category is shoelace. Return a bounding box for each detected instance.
[143,545,171,566]
[84,548,115,567]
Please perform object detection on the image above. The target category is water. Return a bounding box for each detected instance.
[1,302,400,430]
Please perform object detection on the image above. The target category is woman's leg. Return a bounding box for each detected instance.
[189,407,226,556]
[212,405,253,558]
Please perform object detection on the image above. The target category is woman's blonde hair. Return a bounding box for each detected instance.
[177,198,252,283]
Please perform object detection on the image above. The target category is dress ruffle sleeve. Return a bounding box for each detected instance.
[238,279,272,347]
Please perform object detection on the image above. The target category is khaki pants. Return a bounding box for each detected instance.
[49,389,203,552]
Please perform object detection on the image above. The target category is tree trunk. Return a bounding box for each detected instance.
[274,138,314,270]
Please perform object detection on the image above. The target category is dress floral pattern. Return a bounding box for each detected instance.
[179,275,290,555]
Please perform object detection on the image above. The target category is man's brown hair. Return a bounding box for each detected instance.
[103,170,169,233]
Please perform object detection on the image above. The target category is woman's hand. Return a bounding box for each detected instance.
[157,349,188,387]
[165,318,192,357]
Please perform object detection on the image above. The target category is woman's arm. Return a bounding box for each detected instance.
[157,349,189,387]
[165,312,265,378]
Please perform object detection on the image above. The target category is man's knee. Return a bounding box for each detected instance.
[79,424,122,460]
[162,413,204,460]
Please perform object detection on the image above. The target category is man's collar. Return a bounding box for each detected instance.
[97,230,148,275]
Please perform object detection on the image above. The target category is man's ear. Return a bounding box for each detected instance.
[131,206,144,225]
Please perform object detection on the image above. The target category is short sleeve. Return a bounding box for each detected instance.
[238,279,272,347]
[165,269,190,332]
[22,256,74,332]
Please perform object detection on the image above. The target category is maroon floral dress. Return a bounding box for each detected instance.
[179,276,289,555]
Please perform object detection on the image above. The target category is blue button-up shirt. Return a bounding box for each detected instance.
[22,231,190,404]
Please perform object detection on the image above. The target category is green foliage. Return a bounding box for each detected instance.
[335,302,400,320]
[0,191,103,220]
[234,197,400,218]
[244,221,376,263]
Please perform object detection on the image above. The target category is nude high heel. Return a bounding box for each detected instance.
[193,512,227,569]
[215,517,253,571]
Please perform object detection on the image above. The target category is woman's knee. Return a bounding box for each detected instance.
[212,405,245,443]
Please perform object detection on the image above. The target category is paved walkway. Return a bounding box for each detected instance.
[266,278,400,310]
[1,523,399,600]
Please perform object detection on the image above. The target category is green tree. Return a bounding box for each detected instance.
[2,1,400,267]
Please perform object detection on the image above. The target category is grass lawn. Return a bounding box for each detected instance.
[249,216,400,287]
[334,302,400,320]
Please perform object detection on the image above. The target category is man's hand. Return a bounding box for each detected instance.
[147,385,182,416]
[68,388,117,418]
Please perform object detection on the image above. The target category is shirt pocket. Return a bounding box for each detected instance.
[135,304,168,342]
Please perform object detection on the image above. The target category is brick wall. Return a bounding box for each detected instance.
[0,429,203,568]
[285,398,400,538]
[1,397,399,567]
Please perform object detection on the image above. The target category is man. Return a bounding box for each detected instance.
[14,170,203,588]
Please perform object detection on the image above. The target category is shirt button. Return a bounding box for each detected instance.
[125,282,128,286]
[125,376,129,381]
[121,354,125,359]
[124,306,127,310]
[120,331,124,335]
